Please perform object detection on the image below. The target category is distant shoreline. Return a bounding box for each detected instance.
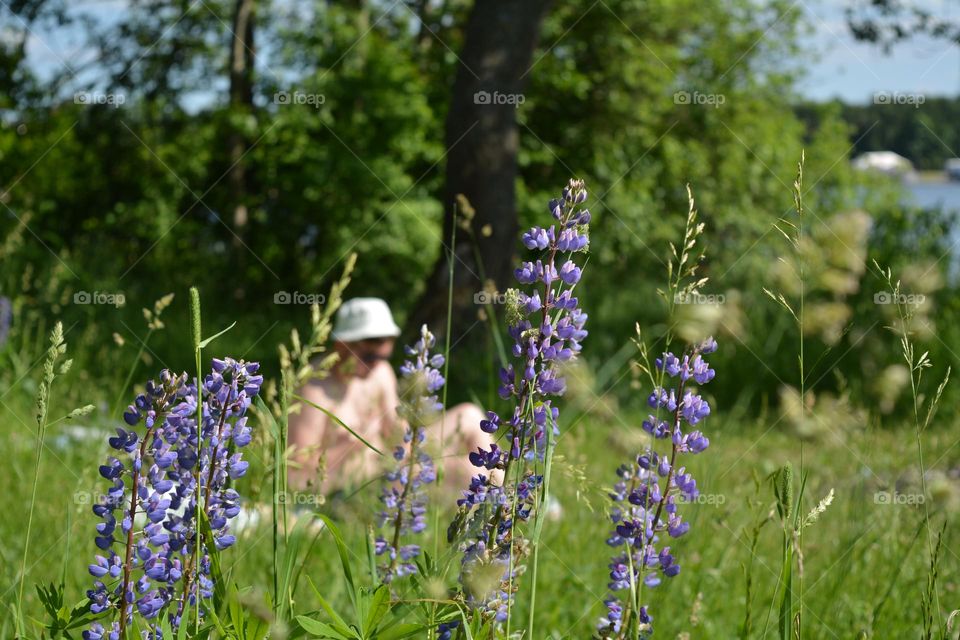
[905,170,957,185]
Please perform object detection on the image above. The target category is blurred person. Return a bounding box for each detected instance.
[288,297,492,495]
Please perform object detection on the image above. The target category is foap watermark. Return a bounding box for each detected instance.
[274,90,325,109]
[679,493,727,506]
[274,491,323,506]
[73,489,108,505]
[673,90,725,108]
[274,291,326,305]
[873,291,925,306]
[473,90,525,106]
[74,290,125,307]
[74,91,126,108]
[674,292,725,305]
[474,290,508,305]
[874,491,925,506]
[873,91,925,108]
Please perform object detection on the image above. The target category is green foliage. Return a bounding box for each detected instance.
[293,516,432,640]
[35,581,99,639]
[3,0,958,419]
[823,97,960,170]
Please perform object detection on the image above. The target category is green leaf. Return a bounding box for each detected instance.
[361,585,390,636]
[295,615,354,640]
[278,516,307,620]
[377,622,428,640]
[365,526,378,585]
[158,612,175,639]
[205,606,230,637]
[778,543,793,640]
[176,602,192,640]
[315,516,357,610]
[198,321,238,349]
[277,515,326,622]
[306,576,352,633]
[228,583,246,636]
[793,470,809,531]
[255,396,281,440]
[246,611,272,640]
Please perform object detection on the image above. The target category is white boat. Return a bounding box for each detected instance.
[852,151,914,178]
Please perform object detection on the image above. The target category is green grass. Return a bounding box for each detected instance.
[5,384,959,638]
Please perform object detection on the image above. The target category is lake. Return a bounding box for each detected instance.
[905,180,960,211]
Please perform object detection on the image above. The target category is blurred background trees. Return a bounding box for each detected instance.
[1,0,956,424]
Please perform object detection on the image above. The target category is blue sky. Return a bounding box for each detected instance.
[799,0,960,103]
[18,0,960,105]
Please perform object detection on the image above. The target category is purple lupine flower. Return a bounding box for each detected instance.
[0,295,11,347]
[84,359,261,637]
[82,621,120,640]
[437,620,461,640]
[375,325,444,583]
[596,339,716,639]
[450,179,590,624]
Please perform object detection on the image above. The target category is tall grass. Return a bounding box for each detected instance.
[763,154,810,638]
[876,262,951,638]
[7,172,960,640]
[16,322,67,636]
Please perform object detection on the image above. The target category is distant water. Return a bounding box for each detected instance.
[902,179,960,277]
[904,180,960,212]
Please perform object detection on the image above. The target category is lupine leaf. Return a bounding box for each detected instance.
[361,585,391,635]
[295,615,353,640]
[377,622,428,640]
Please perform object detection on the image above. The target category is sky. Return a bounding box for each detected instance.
[799,0,960,103]
[16,0,960,105]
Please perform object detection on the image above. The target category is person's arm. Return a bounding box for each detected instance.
[287,383,329,492]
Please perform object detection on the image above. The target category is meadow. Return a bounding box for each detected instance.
[6,382,959,638]
[3,176,959,639]
[4,2,960,637]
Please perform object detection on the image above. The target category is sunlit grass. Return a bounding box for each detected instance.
[6,389,958,637]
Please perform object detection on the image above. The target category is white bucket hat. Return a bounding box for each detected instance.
[331,297,402,342]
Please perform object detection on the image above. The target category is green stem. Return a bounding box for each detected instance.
[527,408,556,638]
[622,475,640,639]
[430,203,457,631]
[504,427,527,638]
[435,208,457,554]
[272,397,281,612]
[189,287,203,634]
[17,328,61,637]
[901,301,944,637]
[280,369,290,564]
[18,406,48,635]
[797,188,804,639]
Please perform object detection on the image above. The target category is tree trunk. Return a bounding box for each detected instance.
[411,0,552,344]
[228,0,255,242]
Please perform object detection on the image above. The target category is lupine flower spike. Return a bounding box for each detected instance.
[375,325,444,582]
[84,358,262,639]
[596,337,717,639]
[449,179,590,624]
